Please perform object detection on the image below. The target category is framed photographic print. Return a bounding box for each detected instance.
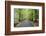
[5,1,45,35]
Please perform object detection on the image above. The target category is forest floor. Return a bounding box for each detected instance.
[16,20,34,27]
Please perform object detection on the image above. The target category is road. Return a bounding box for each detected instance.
[16,20,34,27]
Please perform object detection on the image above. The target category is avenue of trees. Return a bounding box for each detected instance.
[14,8,39,26]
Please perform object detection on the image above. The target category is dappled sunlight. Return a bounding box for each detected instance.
[14,8,39,27]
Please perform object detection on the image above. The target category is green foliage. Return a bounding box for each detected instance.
[14,8,39,22]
